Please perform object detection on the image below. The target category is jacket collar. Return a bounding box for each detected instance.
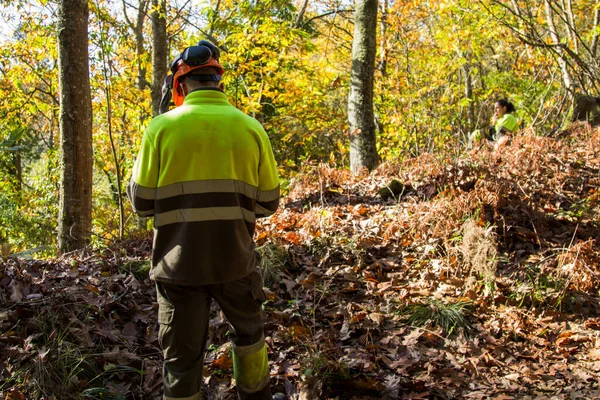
[183,88,230,106]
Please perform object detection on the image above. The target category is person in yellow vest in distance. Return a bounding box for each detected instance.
[491,99,518,137]
[127,40,284,400]
[470,99,519,148]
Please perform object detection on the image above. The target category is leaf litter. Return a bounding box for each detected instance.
[1,124,600,399]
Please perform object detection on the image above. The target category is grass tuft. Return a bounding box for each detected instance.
[403,298,473,336]
[256,242,288,287]
[1,313,102,399]
[460,219,498,297]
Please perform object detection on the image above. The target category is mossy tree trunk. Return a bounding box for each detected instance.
[348,0,378,175]
[57,0,93,251]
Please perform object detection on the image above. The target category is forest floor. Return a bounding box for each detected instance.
[1,124,599,400]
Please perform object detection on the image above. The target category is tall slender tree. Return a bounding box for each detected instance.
[544,0,575,99]
[122,0,150,93]
[151,0,168,117]
[57,0,93,251]
[348,0,378,174]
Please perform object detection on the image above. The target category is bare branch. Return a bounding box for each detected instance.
[170,0,191,26]
[179,15,229,52]
[121,0,134,27]
[304,9,354,25]
[208,0,220,36]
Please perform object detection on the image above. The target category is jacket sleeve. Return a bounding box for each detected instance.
[127,130,159,217]
[255,131,280,218]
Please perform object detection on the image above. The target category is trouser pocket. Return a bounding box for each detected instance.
[155,282,208,399]
[156,282,174,350]
[248,269,266,304]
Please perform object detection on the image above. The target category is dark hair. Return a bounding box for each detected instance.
[496,99,515,113]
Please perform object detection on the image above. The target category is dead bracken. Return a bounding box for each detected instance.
[1,124,599,399]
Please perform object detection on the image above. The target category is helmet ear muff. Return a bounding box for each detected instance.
[158,75,174,114]
[169,56,181,75]
[181,45,212,66]
[164,40,225,109]
[197,40,220,60]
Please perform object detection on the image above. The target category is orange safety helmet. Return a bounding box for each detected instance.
[171,57,224,107]
[159,40,225,114]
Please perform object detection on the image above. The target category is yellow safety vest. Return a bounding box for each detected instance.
[127,89,280,285]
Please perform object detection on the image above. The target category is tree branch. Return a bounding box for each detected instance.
[295,0,309,28]
[304,9,354,25]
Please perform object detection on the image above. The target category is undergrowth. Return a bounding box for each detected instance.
[402,299,473,337]
[256,242,288,287]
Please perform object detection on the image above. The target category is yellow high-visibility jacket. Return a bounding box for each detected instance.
[127,88,280,285]
[494,113,518,135]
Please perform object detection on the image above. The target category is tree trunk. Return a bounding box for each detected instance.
[564,0,578,54]
[122,0,150,231]
[122,0,149,91]
[99,28,125,239]
[136,0,149,90]
[463,53,474,132]
[544,0,575,98]
[151,0,168,117]
[295,0,309,28]
[57,0,93,252]
[13,140,22,193]
[348,0,378,174]
[592,2,600,58]
[378,0,388,76]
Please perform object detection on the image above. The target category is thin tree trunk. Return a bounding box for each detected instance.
[463,53,474,132]
[592,2,600,57]
[348,0,378,174]
[151,0,168,117]
[208,0,221,35]
[375,0,388,142]
[122,0,150,91]
[564,0,578,54]
[295,0,309,28]
[57,0,93,251]
[123,0,151,230]
[510,0,521,17]
[136,0,149,90]
[14,145,22,193]
[99,31,124,239]
[544,0,575,98]
[378,0,388,76]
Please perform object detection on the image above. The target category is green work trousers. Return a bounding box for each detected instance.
[156,269,272,400]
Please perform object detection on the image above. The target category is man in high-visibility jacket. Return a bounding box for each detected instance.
[127,40,280,400]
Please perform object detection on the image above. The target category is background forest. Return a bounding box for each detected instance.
[0,0,598,252]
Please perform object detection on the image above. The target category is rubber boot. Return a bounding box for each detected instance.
[238,384,272,400]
